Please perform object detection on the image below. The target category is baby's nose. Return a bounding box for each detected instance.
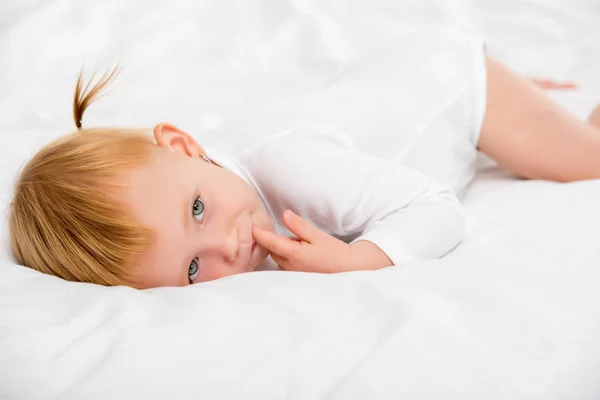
[210,227,239,263]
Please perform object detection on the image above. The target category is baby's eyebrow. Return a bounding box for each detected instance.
[183,191,193,233]
[180,190,197,284]
[179,251,191,286]
[181,194,194,233]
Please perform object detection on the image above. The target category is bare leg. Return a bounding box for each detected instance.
[477,56,600,182]
[589,104,600,129]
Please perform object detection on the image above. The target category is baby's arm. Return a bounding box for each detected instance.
[349,239,393,270]
[246,127,466,272]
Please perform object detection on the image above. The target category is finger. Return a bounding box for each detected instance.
[282,210,324,243]
[271,253,307,272]
[270,253,290,271]
[252,225,299,259]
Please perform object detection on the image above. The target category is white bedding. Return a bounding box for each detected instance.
[1,0,600,398]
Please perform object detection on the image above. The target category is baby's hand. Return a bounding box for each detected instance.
[252,210,352,273]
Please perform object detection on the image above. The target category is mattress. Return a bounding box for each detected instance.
[1,0,599,398]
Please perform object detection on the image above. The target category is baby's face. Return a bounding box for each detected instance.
[123,132,273,288]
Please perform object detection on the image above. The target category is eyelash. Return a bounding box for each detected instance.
[189,195,205,284]
[192,196,205,223]
[188,257,199,284]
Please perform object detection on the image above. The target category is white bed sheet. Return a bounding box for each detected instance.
[1,0,599,399]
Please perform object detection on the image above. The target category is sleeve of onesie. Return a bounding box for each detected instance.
[241,126,466,265]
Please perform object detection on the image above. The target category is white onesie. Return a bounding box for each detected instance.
[206,126,466,271]
[204,29,487,270]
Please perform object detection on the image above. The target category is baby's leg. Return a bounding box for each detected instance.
[477,56,600,182]
[589,104,600,129]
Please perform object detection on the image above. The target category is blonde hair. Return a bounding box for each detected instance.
[8,68,157,286]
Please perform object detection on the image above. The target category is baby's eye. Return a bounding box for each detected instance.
[192,197,204,221]
[189,258,199,283]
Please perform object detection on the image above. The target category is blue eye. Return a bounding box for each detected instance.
[189,258,199,283]
[193,197,204,221]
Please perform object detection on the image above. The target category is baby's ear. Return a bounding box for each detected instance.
[153,123,204,157]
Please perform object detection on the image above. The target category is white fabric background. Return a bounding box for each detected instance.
[0,1,599,399]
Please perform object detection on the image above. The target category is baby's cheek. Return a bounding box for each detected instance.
[260,211,275,233]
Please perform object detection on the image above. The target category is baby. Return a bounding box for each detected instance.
[8,31,600,288]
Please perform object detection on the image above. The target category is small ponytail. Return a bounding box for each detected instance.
[73,67,121,129]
